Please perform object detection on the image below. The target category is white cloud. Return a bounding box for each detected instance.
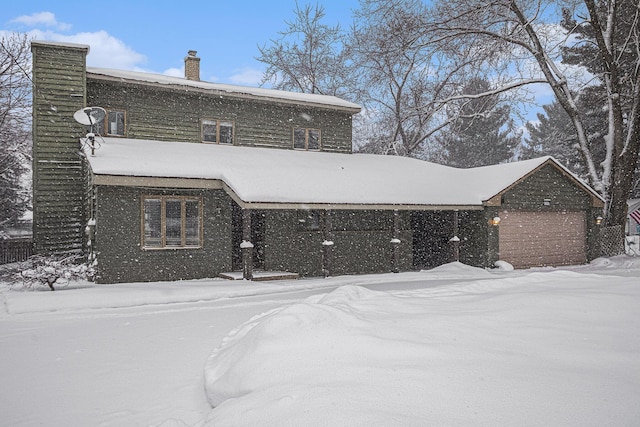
[27,29,146,70]
[162,67,183,78]
[228,67,264,86]
[11,12,71,31]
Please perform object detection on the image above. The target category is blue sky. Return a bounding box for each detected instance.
[2,0,360,86]
[2,0,564,127]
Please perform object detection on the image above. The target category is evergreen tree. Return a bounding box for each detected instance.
[440,78,520,168]
[523,87,607,179]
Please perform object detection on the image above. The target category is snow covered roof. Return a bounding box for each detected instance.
[86,68,361,113]
[85,138,600,209]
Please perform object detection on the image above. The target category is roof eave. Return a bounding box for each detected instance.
[86,72,362,114]
[90,172,482,211]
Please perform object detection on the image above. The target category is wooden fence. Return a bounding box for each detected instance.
[0,238,33,264]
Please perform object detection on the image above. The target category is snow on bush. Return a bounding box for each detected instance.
[204,274,640,426]
[8,253,95,291]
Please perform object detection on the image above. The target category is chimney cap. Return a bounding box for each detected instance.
[187,50,198,57]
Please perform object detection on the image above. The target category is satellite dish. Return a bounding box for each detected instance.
[73,107,106,126]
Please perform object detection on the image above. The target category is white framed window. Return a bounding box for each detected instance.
[202,119,234,144]
[142,196,203,249]
[293,127,321,150]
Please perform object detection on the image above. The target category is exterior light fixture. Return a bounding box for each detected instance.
[596,216,603,225]
[490,216,501,226]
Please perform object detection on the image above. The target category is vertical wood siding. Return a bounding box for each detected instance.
[31,43,89,253]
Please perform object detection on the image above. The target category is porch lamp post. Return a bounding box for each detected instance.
[241,209,253,280]
[450,210,460,263]
[322,210,334,277]
[390,209,401,273]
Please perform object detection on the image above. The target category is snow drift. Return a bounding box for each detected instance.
[204,271,640,426]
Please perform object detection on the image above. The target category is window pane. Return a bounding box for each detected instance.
[95,120,105,136]
[116,112,125,135]
[202,121,217,143]
[144,199,162,247]
[165,199,182,247]
[308,129,320,150]
[293,128,306,149]
[185,200,200,246]
[108,111,125,135]
[219,121,233,144]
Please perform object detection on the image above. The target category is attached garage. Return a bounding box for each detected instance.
[498,210,587,268]
[482,159,604,270]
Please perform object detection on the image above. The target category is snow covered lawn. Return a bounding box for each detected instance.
[2,257,640,426]
[204,260,640,426]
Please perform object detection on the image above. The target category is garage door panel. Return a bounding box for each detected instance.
[498,211,586,268]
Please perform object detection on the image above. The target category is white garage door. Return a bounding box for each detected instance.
[498,210,586,268]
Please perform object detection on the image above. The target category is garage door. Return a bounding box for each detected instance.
[498,210,586,268]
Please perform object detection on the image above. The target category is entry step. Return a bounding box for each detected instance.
[219,271,300,281]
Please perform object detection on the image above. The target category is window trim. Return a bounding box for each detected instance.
[293,127,321,151]
[141,195,204,250]
[100,109,127,137]
[201,118,235,144]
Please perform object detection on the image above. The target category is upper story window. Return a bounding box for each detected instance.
[293,128,321,150]
[142,196,203,249]
[202,119,234,144]
[96,110,126,136]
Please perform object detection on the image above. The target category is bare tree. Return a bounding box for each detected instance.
[256,2,349,96]
[0,33,31,230]
[348,0,453,157]
[431,0,640,228]
[348,0,531,158]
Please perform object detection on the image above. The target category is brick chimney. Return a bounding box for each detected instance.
[184,50,200,81]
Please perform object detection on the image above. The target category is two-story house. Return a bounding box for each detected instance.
[31,41,604,284]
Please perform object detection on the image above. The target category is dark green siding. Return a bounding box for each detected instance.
[94,186,232,283]
[86,79,353,153]
[501,165,591,211]
[31,42,89,253]
[459,210,492,267]
[264,210,412,276]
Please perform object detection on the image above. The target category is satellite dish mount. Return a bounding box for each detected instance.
[73,107,106,156]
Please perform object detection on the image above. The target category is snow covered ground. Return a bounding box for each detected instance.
[1,257,639,426]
